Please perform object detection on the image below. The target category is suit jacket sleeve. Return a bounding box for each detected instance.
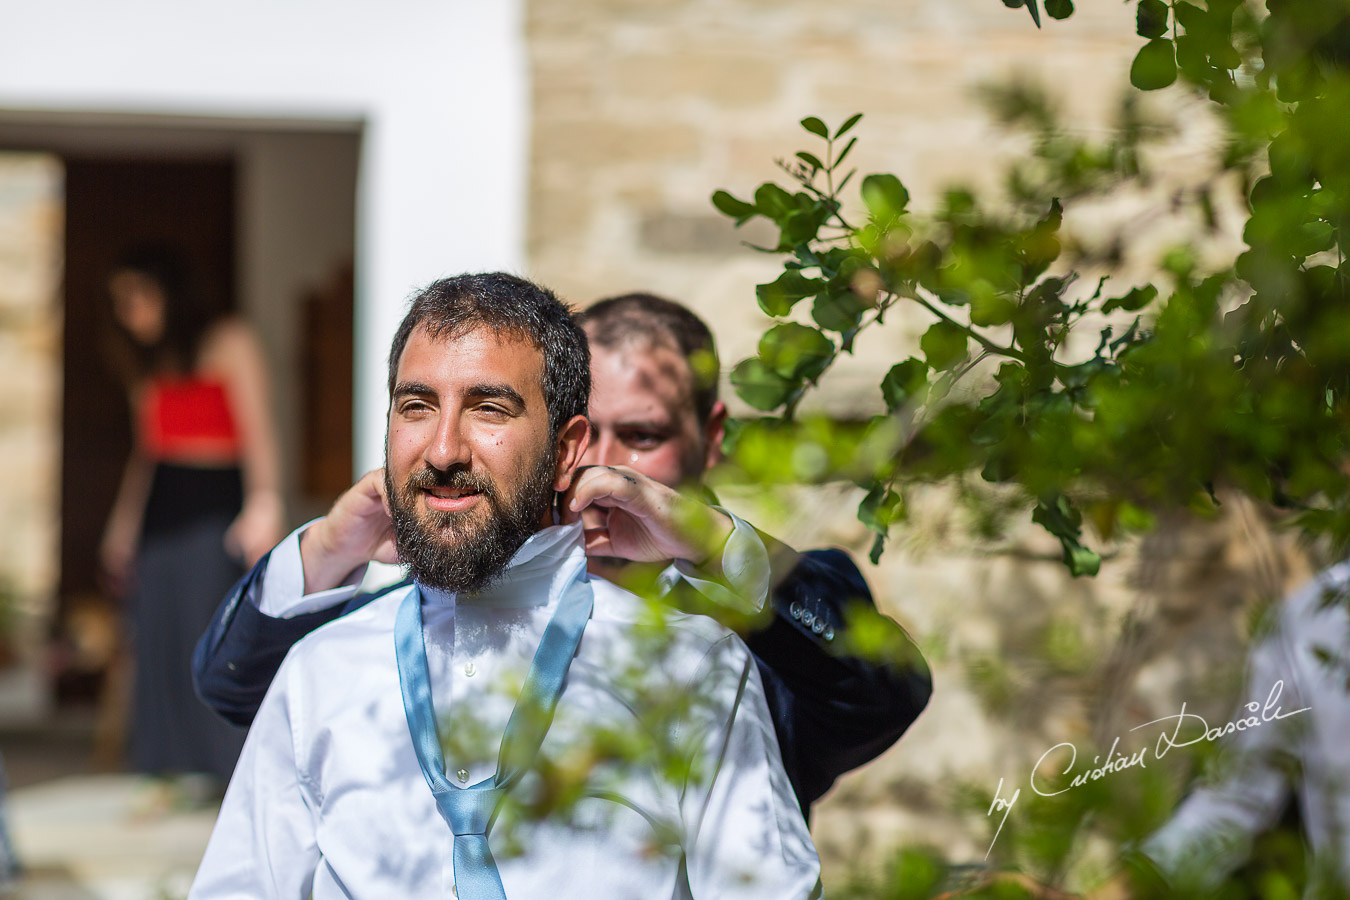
[191,552,348,728]
[743,547,932,814]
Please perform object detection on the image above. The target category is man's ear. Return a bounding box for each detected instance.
[553,414,592,491]
[702,401,728,471]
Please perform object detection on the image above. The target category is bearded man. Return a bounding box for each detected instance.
[195,293,930,819]
[188,274,820,899]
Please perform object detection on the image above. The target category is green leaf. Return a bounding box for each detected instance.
[711,189,756,220]
[1003,0,1042,27]
[759,323,835,382]
[755,270,826,317]
[1045,0,1073,20]
[833,113,863,139]
[1172,1,1207,34]
[881,358,929,412]
[868,533,886,565]
[730,358,794,411]
[753,183,795,221]
[1131,39,1178,91]
[1065,544,1102,577]
[920,321,970,370]
[1032,495,1101,577]
[1101,284,1158,314]
[970,291,1018,327]
[779,208,823,248]
[833,137,858,171]
[811,290,870,334]
[800,117,829,138]
[861,173,910,223]
[859,484,904,534]
[1136,0,1168,38]
[795,151,824,171]
[1173,33,1209,82]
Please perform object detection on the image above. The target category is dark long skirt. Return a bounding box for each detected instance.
[127,463,247,781]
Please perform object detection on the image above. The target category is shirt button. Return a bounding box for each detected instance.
[464,662,476,677]
[456,768,470,783]
[452,886,458,898]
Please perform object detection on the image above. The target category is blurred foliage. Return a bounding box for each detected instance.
[714,0,1350,582]
[707,0,1350,894]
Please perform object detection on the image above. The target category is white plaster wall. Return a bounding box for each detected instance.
[236,130,359,518]
[0,0,529,471]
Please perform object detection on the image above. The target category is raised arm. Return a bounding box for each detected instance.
[202,319,283,567]
[562,464,932,813]
[191,552,347,727]
[193,470,400,726]
[748,546,931,812]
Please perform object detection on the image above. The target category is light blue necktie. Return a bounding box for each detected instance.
[394,558,593,899]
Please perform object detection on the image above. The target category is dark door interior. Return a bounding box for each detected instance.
[57,157,236,700]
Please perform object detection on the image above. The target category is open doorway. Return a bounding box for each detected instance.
[0,115,360,747]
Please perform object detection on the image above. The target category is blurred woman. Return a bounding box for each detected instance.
[100,246,281,796]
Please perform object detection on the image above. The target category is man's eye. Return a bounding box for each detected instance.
[399,400,432,415]
[622,431,664,449]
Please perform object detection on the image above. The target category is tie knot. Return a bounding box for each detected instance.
[437,785,504,836]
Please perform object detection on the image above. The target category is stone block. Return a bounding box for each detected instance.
[638,212,749,255]
[526,184,596,254]
[607,51,782,108]
[541,119,702,167]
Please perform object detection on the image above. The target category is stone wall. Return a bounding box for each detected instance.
[526,0,1169,406]
[0,152,63,718]
[524,1,1311,889]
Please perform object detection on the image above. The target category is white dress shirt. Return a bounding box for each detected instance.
[255,509,772,620]
[1140,559,1350,890]
[190,522,819,899]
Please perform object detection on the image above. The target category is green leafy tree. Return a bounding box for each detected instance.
[714,1,1350,581]
[708,0,1350,895]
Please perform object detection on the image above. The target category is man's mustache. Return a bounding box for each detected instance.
[405,465,497,496]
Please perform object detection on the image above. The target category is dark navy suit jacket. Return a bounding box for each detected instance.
[193,547,931,815]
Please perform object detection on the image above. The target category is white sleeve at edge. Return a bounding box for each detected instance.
[189,654,320,899]
[258,520,364,618]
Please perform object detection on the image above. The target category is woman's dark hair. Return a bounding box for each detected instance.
[107,244,217,380]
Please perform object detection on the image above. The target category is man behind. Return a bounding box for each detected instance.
[189,273,819,898]
[194,293,931,816]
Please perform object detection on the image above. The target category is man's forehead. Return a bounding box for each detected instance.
[397,323,544,382]
[590,340,696,419]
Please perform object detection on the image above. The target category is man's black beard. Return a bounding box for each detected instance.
[385,447,557,595]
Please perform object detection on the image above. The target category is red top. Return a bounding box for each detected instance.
[140,377,242,460]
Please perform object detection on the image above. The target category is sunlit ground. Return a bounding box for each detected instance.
[5,728,215,900]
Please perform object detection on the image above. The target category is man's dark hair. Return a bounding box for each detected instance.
[387,273,590,437]
[577,293,720,422]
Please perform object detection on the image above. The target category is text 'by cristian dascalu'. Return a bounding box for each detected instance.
[983,679,1310,859]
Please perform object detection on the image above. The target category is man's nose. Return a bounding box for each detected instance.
[423,414,471,470]
[581,432,622,468]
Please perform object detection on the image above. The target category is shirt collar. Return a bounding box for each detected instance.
[416,521,587,610]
